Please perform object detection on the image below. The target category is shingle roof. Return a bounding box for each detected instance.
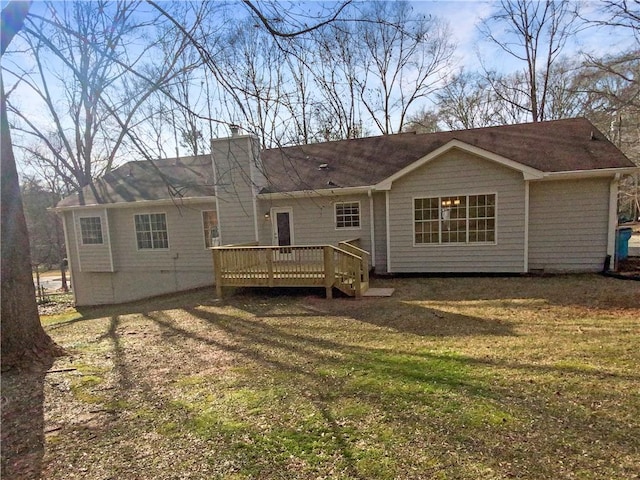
[58,118,634,207]
[260,118,635,193]
[57,155,216,207]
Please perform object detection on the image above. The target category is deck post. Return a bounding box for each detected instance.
[267,248,274,287]
[354,260,362,299]
[323,245,334,299]
[212,248,223,298]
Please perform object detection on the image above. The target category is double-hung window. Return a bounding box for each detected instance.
[134,213,169,249]
[414,194,495,244]
[335,202,360,229]
[80,216,103,245]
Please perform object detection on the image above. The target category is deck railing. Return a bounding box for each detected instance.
[212,243,369,299]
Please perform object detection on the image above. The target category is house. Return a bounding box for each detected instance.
[55,118,638,305]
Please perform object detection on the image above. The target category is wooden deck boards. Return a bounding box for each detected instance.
[212,244,369,298]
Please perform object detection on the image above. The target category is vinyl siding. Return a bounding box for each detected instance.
[388,150,526,273]
[528,178,610,272]
[71,272,115,305]
[72,209,113,272]
[69,200,217,305]
[257,194,372,251]
[212,136,259,245]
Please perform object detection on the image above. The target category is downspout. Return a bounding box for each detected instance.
[523,180,529,273]
[386,190,391,273]
[606,174,620,268]
[368,189,375,267]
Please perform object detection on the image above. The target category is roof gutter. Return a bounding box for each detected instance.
[535,166,639,181]
[257,185,373,200]
[52,195,217,213]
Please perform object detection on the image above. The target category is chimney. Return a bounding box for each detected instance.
[230,124,240,137]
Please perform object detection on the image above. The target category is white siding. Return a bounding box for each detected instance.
[528,178,610,272]
[388,150,526,273]
[257,194,372,251]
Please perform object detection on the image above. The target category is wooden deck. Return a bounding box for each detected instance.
[211,241,370,298]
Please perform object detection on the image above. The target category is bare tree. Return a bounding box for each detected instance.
[402,106,440,133]
[478,0,581,122]
[216,19,289,148]
[1,1,60,368]
[356,1,455,134]
[3,1,203,203]
[436,71,504,129]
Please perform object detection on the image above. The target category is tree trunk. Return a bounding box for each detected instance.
[1,75,60,369]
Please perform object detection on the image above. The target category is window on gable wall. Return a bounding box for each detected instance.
[202,210,220,248]
[414,194,495,244]
[79,216,103,245]
[134,213,169,249]
[335,202,361,229]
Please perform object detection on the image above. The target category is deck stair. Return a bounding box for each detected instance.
[212,241,370,299]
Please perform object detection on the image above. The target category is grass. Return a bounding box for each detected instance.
[4,275,639,479]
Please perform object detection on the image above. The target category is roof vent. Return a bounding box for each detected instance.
[318,163,329,170]
[230,124,241,137]
[590,130,597,140]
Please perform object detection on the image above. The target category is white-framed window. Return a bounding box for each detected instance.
[414,194,496,244]
[202,210,220,248]
[79,216,103,245]
[335,201,361,229]
[134,213,169,250]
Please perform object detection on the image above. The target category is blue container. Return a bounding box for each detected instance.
[616,227,633,261]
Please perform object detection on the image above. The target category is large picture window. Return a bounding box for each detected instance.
[414,194,495,244]
[80,216,103,245]
[202,210,220,248]
[335,202,360,229]
[135,213,169,249]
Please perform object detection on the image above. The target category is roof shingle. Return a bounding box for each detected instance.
[58,118,635,207]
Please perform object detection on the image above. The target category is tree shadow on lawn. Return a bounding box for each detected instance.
[141,306,496,477]
[35,283,640,479]
[379,274,640,310]
[146,304,640,478]
[231,286,516,338]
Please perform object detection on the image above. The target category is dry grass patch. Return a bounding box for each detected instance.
[2,276,639,479]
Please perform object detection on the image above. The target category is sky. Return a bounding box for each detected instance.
[3,0,637,175]
[412,0,635,72]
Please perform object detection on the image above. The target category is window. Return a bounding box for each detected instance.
[335,202,360,229]
[134,213,169,249]
[414,194,495,244]
[202,210,220,248]
[80,217,103,245]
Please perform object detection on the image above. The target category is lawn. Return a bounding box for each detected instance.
[2,275,639,479]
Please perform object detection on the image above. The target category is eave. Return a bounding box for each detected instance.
[52,195,217,213]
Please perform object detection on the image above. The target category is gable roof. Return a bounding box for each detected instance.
[260,117,635,193]
[57,155,215,208]
[57,118,635,208]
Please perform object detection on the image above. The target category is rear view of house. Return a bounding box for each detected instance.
[55,118,638,305]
